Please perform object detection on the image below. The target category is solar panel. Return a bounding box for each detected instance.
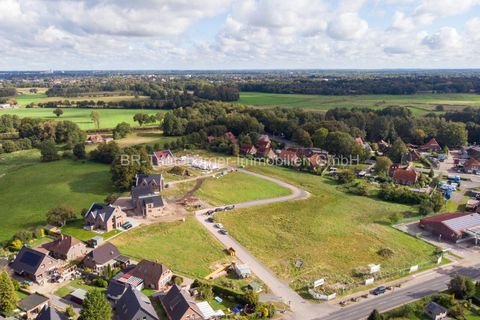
[19,251,42,266]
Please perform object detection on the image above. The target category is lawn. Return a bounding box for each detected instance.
[0,158,113,243]
[195,171,291,206]
[0,108,165,130]
[216,165,438,294]
[0,149,41,175]
[111,218,228,278]
[238,92,480,115]
[115,130,178,148]
[61,219,121,242]
[55,278,105,298]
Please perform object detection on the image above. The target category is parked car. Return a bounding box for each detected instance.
[224,205,235,210]
[206,210,215,215]
[219,229,228,235]
[214,223,224,229]
[372,286,386,295]
[122,222,133,229]
[214,207,224,212]
[207,217,215,223]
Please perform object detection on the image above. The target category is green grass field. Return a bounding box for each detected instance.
[216,165,438,294]
[115,130,178,148]
[0,158,113,242]
[13,91,149,107]
[111,218,227,278]
[239,92,480,115]
[196,171,291,206]
[0,108,165,130]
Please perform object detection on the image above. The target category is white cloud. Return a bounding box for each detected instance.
[326,13,368,41]
[421,27,462,50]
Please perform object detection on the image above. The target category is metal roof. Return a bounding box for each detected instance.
[442,213,480,234]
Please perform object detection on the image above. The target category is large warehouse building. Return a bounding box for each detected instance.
[419,212,480,243]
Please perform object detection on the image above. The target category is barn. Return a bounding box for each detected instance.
[419,212,480,243]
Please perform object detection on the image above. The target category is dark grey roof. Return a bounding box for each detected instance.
[35,305,68,320]
[106,280,127,301]
[142,195,164,208]
[11,247,56,276]
[116,286,159,320]
[18,293,49,311]
[85,203,116,223]
[161,285,201,320]
[425,301,447,315]
[135,174,162,187]
[131,186,155,200]
[83,243,120,267]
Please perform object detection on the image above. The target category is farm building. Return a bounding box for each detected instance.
[419,212,480,243]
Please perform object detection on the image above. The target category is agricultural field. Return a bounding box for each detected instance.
[111,218,228,278]
[0,108,165,130]
[0,156,113,243]
[239,92,480,115]
[12,90,149,107]
[195,171,291,206]
[216,165,438,295]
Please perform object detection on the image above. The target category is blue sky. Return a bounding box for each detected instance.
[0,0,479,70]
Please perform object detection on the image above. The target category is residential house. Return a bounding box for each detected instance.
[85,134,113,144]
[390,163,418,185]
[464,158,480,174]
[41,235,89,261]
[424,301,448,320]
[240,144,257,156]
[160,285,203,320]
[106,280,128,305]
[131,186,165,217]
[129,259,173,290]
[35,305,68,320]
[378,140,390,154]
[10,247,58,284]
[278,149,300,167]
[255,135,276,160]
[69,289,87,305]
[152,150,175,166]
[467,146,480,160]
[135,174,165,193]
[82,243,127,272]
[18,293,49,319]
[409,149,422,162]
[84,203,127,232]
[355,136,372,152]
[115,286,159,320]
[224,132,238,144]
[419,138,442,153]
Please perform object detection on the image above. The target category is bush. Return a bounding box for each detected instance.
[93,278,108,288]
[2,141,17,153]
[15,138,32,150]
[337,170,355,184]
[379,184,427,205]
[172,275,183,285]
[377,247,394,258]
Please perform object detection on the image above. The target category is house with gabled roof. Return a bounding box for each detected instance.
[390,163,418,185]
[131,186,165,217]
[84,203,127,232]
[464,158,480,174]
[160,285,203,320]
[129,259,173,290]
[35,305,68,320]
[82,243,127,272]
[10,247,58,284]
[419,138,442,153]
[115,286,159,320]
[152,150,175,166]
[278,149,300,167]
[419,212,480,242]
[224,131,238,144]
[41,235,89,261]
[240,144,257,156]
[135,174,165,193]
[18,293,50,319]
[106,280,128,305]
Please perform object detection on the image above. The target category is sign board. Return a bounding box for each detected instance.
[368,264,381,274]
[365,278,374,285]
[308,289,336,301]
[313,279,324,288]
[409,265,419,273]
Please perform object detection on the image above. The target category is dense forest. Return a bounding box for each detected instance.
[240,76,480,95]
